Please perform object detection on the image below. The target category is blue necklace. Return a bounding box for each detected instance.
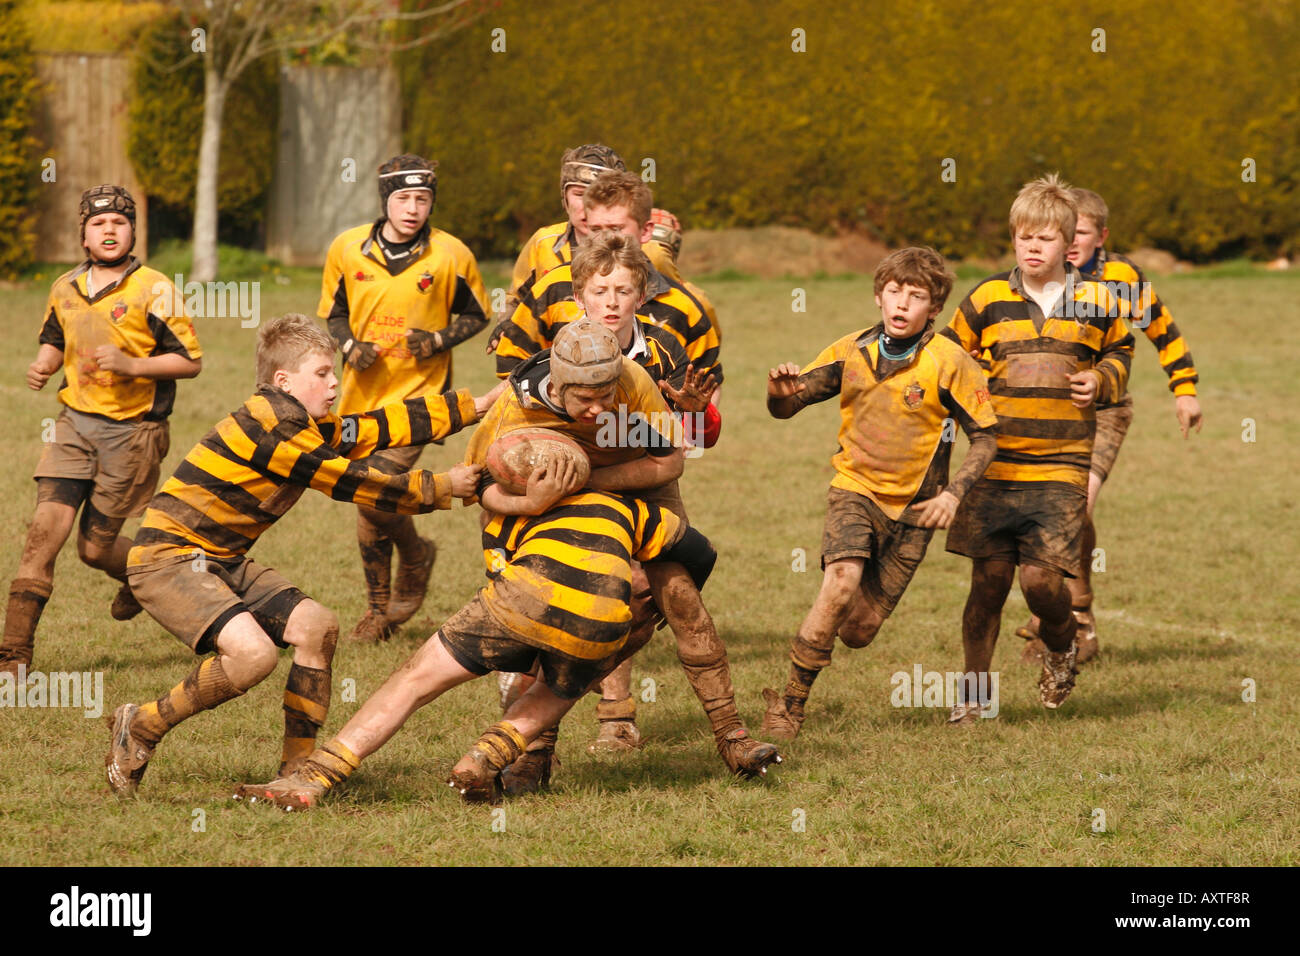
[879,335,922,361]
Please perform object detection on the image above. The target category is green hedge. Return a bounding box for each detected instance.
[398,0,1299,261]
[127,9,278,241]
[0,0,43,279]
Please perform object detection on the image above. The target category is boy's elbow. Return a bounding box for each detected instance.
[184,358,203,379]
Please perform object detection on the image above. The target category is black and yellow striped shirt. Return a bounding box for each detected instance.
[941,266,1133,489]
[495,263,722,384]
[129,386,478,569]
[1080,249,1198,399]
[478,492,683,661]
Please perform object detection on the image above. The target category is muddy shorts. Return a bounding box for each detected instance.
[363,443,424,476]
[821,486,933,613]
[438,593,616,700]
[945,479,1086,577]
[33,408,170,518]
[128,554,307,654]
[1091,393,1135,482]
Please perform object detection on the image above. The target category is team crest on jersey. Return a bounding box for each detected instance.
[903,382,925,410]
[975,387,990,404]
[354,271,375,282]
[110,301,128,322]
[416,271,434,294]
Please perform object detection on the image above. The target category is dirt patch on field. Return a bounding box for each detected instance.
[679,225,890,279]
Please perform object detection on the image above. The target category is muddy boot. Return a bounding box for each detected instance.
[717,729,782,778]
[235,740,360,810]
[448,721,526,805]
[760,687,805,740]
[1021,637,1047,664]
[589,695,640,754]
[1,578,52,676]
[109,581,143,621]
[1039,640,1079,709]
[501,727,560,796]
[347,608,393,643]
[1015,614,1041,641]
[105,704,156,797]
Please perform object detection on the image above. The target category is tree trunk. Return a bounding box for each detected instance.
[191,62,227,282]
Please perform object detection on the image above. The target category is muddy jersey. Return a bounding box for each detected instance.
[790,325,997,520]
[477,491,683,661]
[38,258,201,421]
[129,386,477,568]
[941,265,1133,489]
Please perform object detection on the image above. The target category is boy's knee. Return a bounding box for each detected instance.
[839,608,885,649]
[220,632,279,685]
[76,536,115,571]
[288,601,339,655]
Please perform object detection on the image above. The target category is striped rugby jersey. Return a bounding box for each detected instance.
[478,491,683,661]
[1081,249,1198,400]
[466,349,680,485]
[495,262,722,385]
[941,265,1134,489]
[39,258,201,421]
[129,386,478,569]
[644,242,723,340]
[318,220,489,415]
[790,325,997,521]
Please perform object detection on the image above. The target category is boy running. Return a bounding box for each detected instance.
[319,154,491,643]
[1016,187,1203,662]
[940,174,1133,716]
[760,247,998,738]
[105,314,498,796]
[1,185,201,676]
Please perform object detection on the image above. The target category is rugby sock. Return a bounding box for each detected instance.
[281,663,331,771]
[678,653,745,744]
[0,578,52,672]
[472,721,528,771]
[299,738,360,789]
[357,518,394,612]
[781,659,821,717]
[132,656,244,747]
[595,694,636,724]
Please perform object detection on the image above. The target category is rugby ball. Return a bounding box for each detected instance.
[486,428,591,496]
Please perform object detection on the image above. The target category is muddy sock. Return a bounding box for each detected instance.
[132,656,244,747]
[783,660,820,717]
[471,720,527,771]
[679,652,744,744]
[523,725,559,755]
[0,578,54,670]
[301,739,361,788]
[357,520,394,612]
[282,663,331,770]
[595,694,636,724]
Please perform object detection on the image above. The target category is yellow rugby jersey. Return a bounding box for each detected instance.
[318,220,489,415]
[941,266,1134,488]
[478,491,683,661]
[1081,249,1198,399]
[38,259,201,421]
[494,262,723,383]
[466,351,680,492]
[791,326,997,520]
[129,386,478,569]
[510,220,574,311]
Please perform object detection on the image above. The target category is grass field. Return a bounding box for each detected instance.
[0,261,1297,866]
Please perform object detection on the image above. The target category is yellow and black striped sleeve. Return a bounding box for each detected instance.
[629,497,683,562]
[1091,301,1133,404]
[1108,255,1198,396]
[227,389,451,513]
[494,297,549,379]
[316,387,478,459]
[774,335,851,415]
[640,322,691,393]
[642,280,723,384]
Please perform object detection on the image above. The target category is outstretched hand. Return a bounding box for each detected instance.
[767,363,805,399]
[659,364,719,413]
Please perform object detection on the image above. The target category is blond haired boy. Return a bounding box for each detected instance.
[940,174,1133,715]
[760,247,998,738]
[105,314,498,797]
[1015,187,1203,660]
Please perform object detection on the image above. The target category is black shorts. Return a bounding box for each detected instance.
[945,479,1086,577]
[437,594,615,700]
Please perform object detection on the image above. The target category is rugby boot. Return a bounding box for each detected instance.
[105,704,154,796]
[109,581,143,621]
[502,728,560,796]
[760,685,807,741]
[233,770,329,811]
[1039,640,1079,709]
[947,701,988,725]
[387,538,437,625]
[1021,638,1047,664]
[588,694,640,754]
[717,728,782,778]
[347,607,393,643]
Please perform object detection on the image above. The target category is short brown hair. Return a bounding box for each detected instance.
[1069,187,1109,232]
[256,313,335,386]
[1009,172,1076,243]
[872,246,954,312]
[572,231,652,299]
[583,171,653,228]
